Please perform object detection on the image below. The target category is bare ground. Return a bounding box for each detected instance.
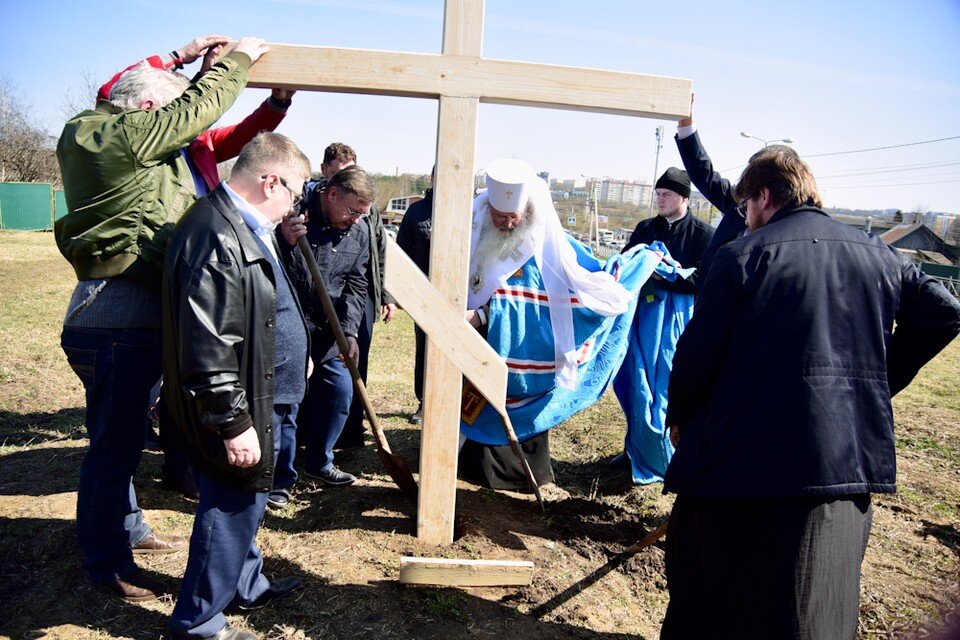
[0,231,958,640]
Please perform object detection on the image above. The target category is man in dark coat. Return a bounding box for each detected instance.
[396,167,434,423]
[674,93,746,288]
[277,165,373,488]
[624,167,714,294]
[316,143,397,450]
[163,133,310,640]
[660,144,960,640]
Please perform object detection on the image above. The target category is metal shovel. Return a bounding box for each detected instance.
[297,236,419,500]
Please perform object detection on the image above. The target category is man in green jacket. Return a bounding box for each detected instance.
[55,35,269,602]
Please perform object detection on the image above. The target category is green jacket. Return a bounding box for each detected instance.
[55,51,252,288]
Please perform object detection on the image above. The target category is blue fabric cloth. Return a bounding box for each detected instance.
[613,286,695,484]
[60,326,161,583]
[460,240,692,445]
[169,405,288,638]
[302,356,353,473]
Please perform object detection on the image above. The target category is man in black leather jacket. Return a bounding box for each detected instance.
[163,133,310,640]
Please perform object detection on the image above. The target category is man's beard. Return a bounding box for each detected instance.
[472,203,537,268]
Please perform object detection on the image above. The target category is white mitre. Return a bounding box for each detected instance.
[484,159,535,213]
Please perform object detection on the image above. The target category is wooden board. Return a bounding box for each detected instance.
[399,556,534,587]
[384,239,507,410]
[245,45,692,120]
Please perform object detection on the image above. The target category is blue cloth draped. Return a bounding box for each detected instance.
[460,239,692,447]
[613,284,695,484]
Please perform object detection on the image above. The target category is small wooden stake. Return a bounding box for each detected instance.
[399,556,534,587]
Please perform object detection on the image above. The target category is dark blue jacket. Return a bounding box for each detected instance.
[676,131,746,290]
[664,206,960,499]
[397,189,433,275]
[279,187,369,363]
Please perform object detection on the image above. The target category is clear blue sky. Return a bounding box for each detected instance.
[3,0,959,212]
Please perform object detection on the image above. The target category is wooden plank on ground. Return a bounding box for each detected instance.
[399,556,535,587]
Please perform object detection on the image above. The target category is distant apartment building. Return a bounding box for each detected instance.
[928,213,960,244]
[596,179,651,206]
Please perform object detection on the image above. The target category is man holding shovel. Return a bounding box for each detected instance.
[277,165,373,490]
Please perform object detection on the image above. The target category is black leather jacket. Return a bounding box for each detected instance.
[162,185,308,492]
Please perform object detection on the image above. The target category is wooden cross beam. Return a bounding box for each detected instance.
[245,0,691,545]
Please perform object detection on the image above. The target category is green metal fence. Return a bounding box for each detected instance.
[0,182,66,231]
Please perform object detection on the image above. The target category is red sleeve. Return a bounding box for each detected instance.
[201,99,287,163]
[96,55,173,103]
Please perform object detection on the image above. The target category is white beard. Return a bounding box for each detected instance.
[471,203,537,269]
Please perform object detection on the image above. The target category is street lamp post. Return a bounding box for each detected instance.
[740,131,794,147]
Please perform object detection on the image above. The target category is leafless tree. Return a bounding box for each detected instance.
[0,81,61,185]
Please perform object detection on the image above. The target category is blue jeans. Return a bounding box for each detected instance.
[169,405,289,638]
[302,358,353,474]
[272,404,300,491]
[338,296,375,447]
[61,326,162,583]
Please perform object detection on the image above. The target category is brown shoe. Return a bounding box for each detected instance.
[133,532,187,554]
[92,569,167,602]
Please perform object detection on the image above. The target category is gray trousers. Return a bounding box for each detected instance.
[661,494,873,640]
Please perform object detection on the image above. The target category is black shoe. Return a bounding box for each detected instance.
[409,404,423,425]
[266,489,290,510]
[304,465,356,486]
[226,576,302,612]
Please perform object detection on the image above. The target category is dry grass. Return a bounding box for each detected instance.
[0,230,957,640]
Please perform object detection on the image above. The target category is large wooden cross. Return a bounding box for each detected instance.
[246,0,690,545]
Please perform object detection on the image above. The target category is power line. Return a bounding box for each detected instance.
[719,135,960,173]
[819,168,960,181]
[805,135,960,158]
[816,159,960,178]
[823,178,960,189]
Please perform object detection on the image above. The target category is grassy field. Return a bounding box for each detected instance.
[0,229,958,639]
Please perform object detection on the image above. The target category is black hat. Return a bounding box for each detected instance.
[655,167,691,198]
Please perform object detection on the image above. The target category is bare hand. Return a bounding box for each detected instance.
[678,92,695,128]
[272,88,296,101]
[338,336,359,366]
[177,35,230,65]
[381,303,397,323]
[199,44,224,75]
[465,309,482,328]
[224,426,261,467]
[669,424,680,448]
[234,37,270,64]
[307,356,314,379]
[281,212,308,246]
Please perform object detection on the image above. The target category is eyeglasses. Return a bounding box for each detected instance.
[261,174,305,208]
[736,196,751,219]
[344,206,365,219]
